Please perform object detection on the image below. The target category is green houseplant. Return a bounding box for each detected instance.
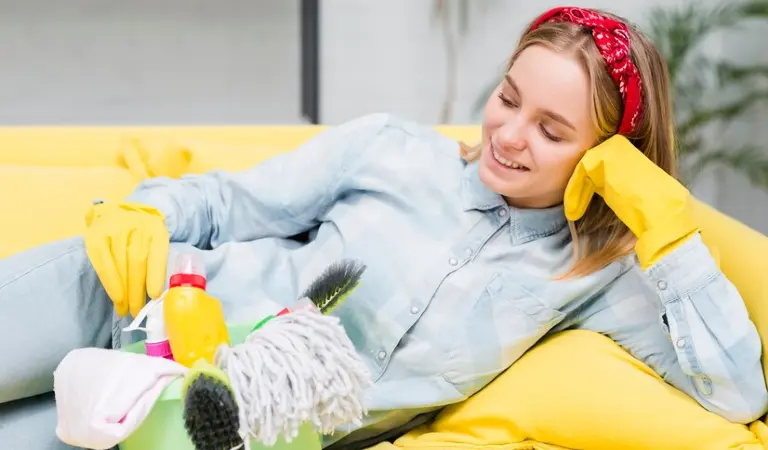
[650,0,768,188]
[473,0,768,189]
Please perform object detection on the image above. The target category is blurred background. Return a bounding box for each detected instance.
[0,0,766,233]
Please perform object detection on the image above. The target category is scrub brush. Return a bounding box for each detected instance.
[299,259,366,314]
[181,259,370,450]
[181,359,243,450]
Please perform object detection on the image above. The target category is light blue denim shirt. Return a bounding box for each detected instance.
[127,113,767,447]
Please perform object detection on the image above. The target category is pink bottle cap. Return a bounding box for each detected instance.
[146,340,174,361]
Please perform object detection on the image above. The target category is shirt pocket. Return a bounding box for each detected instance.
[441,270,565,397]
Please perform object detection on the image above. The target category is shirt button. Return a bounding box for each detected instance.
[676,338,686,348]
[464,248,473,257]
[698,376,713,396]
[657,280,668,290]
[377,350,387,360]
[448,257,458,266]
[498,208,507,217]
[410,305,420,314]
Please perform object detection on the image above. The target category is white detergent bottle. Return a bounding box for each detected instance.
[123,295,174,361]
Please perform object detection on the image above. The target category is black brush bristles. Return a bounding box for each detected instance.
[300,259,367,314]
[182,372,243,450]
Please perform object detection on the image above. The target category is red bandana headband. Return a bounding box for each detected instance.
[530,7,643,135]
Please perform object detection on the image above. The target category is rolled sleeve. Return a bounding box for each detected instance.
[646,233,768,423]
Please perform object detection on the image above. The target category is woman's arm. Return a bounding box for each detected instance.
[646,233,767,422]
[125,113,391,249]
[564,135,767,423]
[585,234,768,423]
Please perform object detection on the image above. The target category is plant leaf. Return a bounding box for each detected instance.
[687,146,768,189]
[678,133,703,158]
[646,0,768,83]
[678,90,768,136]
[715,61,768,87]
[646,2,744,81]
[673,54,716,115]
[737,0,768,17]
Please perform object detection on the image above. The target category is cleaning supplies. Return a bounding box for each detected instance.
[247,258,366,333]
[181,359,243,450]
[209,259,370,447]
[216,308,371,447]
[179,259,369,449]
[53,347,187,450]
[123,296,174,361]
[164,252,231,368]
[298,259,366,314]
[119,323,323,450]
[182,302,286,450]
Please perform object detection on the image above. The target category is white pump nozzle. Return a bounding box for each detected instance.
[122,291,169,344]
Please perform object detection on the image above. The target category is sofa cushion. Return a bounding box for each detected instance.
[118,136,288,178]
[383,330,764,450]
[0,165,137,258]
[0,135,287,259]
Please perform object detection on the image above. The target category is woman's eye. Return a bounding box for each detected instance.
[497,93,518,108]
[496,93,563,143]
[539,124,563,143]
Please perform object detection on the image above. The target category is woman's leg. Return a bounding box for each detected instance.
[0,236,114,404]
[0,393,80,449]
[0,236,286,448]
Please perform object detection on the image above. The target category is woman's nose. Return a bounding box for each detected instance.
[495,123,527,152]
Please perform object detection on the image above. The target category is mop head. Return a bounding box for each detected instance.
[213,260,372,448]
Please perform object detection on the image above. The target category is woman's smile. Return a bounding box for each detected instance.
[491,142,530,171]
[484,141,531,179]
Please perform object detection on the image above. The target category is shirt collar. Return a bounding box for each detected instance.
[460,160,568,243]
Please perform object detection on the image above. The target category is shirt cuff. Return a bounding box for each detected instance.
[125,188,180,241]
[644,233,720,303]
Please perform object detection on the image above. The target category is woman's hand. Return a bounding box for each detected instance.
[83,201,170,317]
[563,135,699,269]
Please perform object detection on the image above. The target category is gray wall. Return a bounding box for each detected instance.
[0,0,301,124]
[0,0,766,232]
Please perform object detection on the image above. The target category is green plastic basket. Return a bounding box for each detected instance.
[118,322,322,450]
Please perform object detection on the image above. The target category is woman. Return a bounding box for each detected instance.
[0,6,765,450]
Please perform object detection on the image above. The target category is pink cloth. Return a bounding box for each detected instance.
[53,347,186,449]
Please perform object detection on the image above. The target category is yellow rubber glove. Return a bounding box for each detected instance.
[83,201,170,318]
[564,135,699,269]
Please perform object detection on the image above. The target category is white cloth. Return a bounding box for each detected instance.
[53,348,187,450]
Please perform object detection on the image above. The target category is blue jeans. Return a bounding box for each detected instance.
[0,237,113,449]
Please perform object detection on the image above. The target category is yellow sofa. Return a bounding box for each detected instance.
[1,125,767,449]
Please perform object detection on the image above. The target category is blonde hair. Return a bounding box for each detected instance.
[461,10,678,278]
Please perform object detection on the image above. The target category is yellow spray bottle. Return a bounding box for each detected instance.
[163,252,230,367]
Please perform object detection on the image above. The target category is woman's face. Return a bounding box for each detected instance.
[479,44,598,209]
